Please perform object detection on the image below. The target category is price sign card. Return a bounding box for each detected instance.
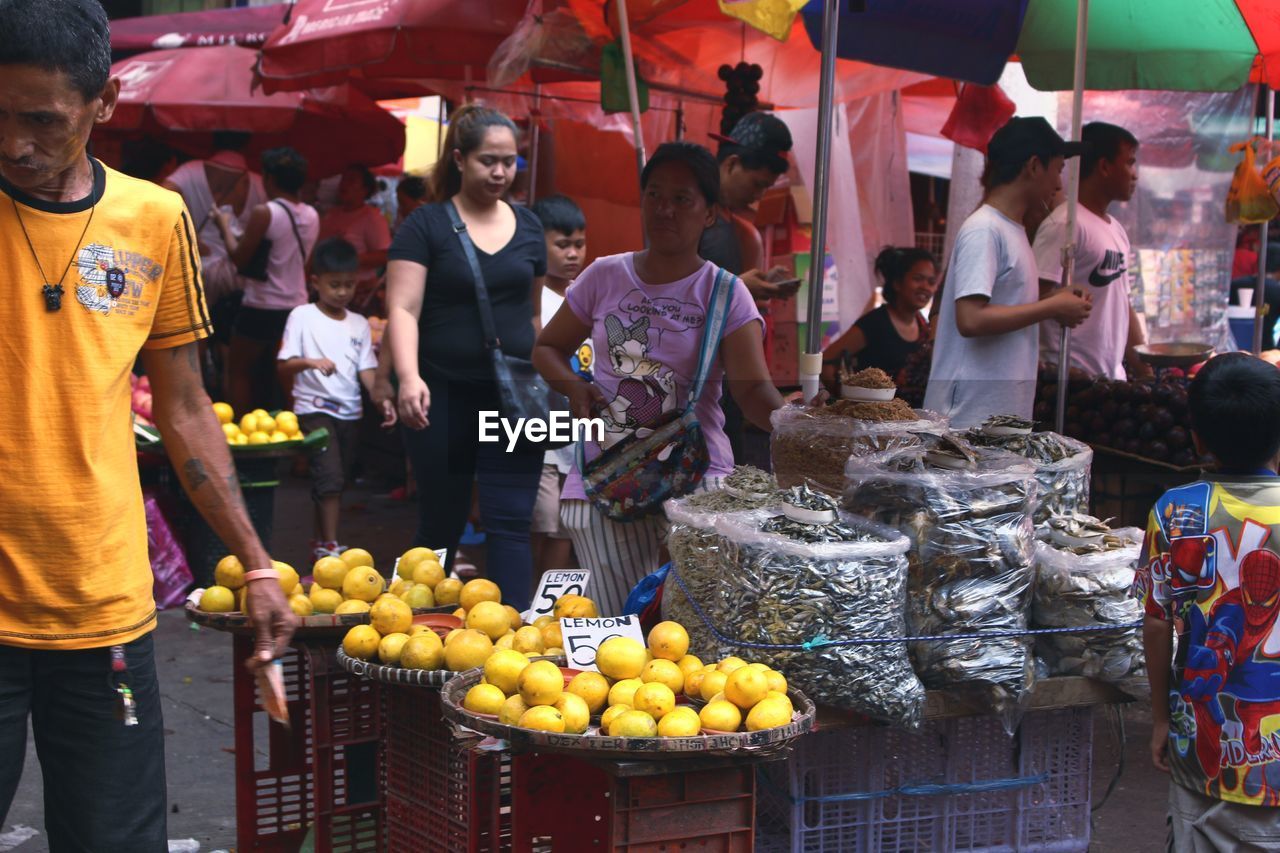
[525,570,591,620]
[560,615,645,671]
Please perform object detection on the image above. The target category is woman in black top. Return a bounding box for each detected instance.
[823,246,937,386]
[386,105,546,609]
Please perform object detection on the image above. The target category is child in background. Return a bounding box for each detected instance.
[278,237,393,560]
[530,195,590,581]
[1135,353,1280,849]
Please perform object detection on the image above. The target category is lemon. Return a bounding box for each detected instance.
[608,709,657,738]
[699,670,729,702]
[256,414,277,433]
[292,583,304,597]
[553,594,598,619]
[554,692,590,734]
[631,682,675,721]
[313,556,349,590]
[484,649,531,695]
[717,656,748,674]
[342,625,381,661]
[214,555,246,590]
[222,423,240,443]
[389,579,411,597]
[444,630,494,671]
[269,430,290,443]
[200,585,236,613]
[746,662,769,672]
[239,413,258,434]
[545,646,565,657]
[764,669,788,694]
[411,559,445,589]
[765,691,794,714]
[247,431,271,445]
[533,614,554,630]
[724,666,770,711]
[495,633,515,650]
[272,561,300,595]
[444,628,463,645]
[646,621,690,662]
[566,671,611,713]
[212,402,234,424]
[234,434,248,445]
[745,695,793,731]
[699,700,742,732]
[400,633,445,670]
[334,599,371,615]
[370,597,413,635]
[398,546,434,576]
[310,588,343,614]
[498,695,530,726]
[275,410,299,435]
[676,655,704,679]
[235,587,247,612]
[340,548,375,570]
[434,577,463,606]
[460,578,501,611]
[596,637,646,681]
[504,605,523,632]
[342,566,384,602]
[600,704,631,732]
[464,683,507,715]
[608,678,643,708]
[378,632,411,665]
[640,659,684,694]
[540,620,563,651]
[685,666,714,699]
[407,624,434,637]
[288,595,314,617]
[517,660,564,706]
[466,600,512,641]
[657,706,702,738]
[452,607,467,620]
[400,585,435,610]
[505,626,540,656]
[518,705,565,733]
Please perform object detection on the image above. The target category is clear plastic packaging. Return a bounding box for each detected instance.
[843,446,1038,731]
[966,427,1093,524]
[770,403,949,495]
[1032,527,1145,682]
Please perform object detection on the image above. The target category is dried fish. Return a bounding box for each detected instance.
[1032,525,1145,682]
[844,446,1039,731]
[841,366,896,390]
[966,428,1092,523]
[979,414,1035,434]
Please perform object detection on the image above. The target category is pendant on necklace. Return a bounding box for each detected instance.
[42,283,64,312]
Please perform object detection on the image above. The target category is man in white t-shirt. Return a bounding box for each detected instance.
[925,117,1093,429]
[1034,121,1148,380]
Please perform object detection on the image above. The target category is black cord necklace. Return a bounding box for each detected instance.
[11,196,97,312]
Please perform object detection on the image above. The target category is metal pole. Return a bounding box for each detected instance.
[528,84,542,202]
[1055,0,1089,434]
[1255,86,1273,355]
[799,0,841,403]
[615,0,647,176]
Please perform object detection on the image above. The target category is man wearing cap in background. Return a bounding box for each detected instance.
[704,111,799,464]
[924,116,1094,429]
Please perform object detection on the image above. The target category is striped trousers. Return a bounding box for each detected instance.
[560,477,722,618]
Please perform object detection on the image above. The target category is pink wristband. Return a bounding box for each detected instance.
[244,569,281,583]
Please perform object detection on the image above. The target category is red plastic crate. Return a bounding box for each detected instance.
[232,636,382,852]
[382,687,510,852]
[510,753,755,852]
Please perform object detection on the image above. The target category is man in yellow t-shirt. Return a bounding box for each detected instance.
[0,1,297,847]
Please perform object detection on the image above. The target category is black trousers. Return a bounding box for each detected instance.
[0,633,167,851]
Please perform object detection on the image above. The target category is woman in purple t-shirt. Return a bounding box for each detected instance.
[534,142,786,616]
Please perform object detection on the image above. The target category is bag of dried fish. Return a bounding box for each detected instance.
[966,419,1092,524]
[771,402,948,495]
[663,467,781,658]
[843,446,1039,730]
[679,487,927,728]
[1033,519,1145,682]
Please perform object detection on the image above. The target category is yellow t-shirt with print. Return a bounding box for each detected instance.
[0,159,210,649]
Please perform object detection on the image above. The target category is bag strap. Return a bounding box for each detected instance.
[272,200,309,265]
[445,199,501,351]
[687,266,735,407]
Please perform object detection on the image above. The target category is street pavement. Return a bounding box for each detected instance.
[1,477,1166,851]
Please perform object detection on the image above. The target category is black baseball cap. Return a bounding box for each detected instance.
[987,116,1085,168]
[709,112,793,174]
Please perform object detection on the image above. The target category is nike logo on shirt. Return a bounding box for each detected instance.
[1088,250,1127,288]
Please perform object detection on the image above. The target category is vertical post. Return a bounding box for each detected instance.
[528,85,542,203]
[436,95,446,161]
[615,0,647,176]
[799,0,841,403]
[1255,86,1273,355]
[1055,0,1089,434]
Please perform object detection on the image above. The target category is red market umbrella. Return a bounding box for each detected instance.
[256,0,548,97]
[99,45,404,179]
[110,4,289,53]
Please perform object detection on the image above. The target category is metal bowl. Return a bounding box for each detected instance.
[1132,342,1213,368]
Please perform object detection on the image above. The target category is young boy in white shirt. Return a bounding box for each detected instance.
[278,237,393,560]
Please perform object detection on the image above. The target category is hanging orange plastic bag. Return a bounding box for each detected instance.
[1226,138,1279,224]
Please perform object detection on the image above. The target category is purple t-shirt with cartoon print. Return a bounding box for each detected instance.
[561,253,762,501]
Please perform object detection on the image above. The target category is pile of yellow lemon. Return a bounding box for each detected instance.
[461,614,794,738]
[213,402,303,446]
[197,555,303,613]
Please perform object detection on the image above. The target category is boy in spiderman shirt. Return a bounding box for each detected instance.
[1136,352,1280,849]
